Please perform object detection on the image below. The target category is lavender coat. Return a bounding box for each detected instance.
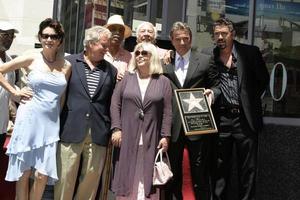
[111,72,172,197]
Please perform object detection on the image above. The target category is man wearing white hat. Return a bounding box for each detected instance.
[0,20,19,147]
[99,15,132,200]
[104,15,132,81]
[0,20,19,198]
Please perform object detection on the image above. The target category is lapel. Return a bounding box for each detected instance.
[133,72,147,109]
[164,58,182,88]
[183,51,198,88]
[74,54,90,97]
[142,75,156,109]
[92,60,108,99]
[233,41,244,88]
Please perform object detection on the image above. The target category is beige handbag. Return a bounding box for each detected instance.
[153,148,173,186]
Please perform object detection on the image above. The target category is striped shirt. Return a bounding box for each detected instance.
[85,65,101,97]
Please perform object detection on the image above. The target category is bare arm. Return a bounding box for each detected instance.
[0,55,34,98]
[60,60,72,111]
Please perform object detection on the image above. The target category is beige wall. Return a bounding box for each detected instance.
[0,0,54,56]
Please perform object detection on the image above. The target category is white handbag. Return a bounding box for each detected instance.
[152,148,173,186]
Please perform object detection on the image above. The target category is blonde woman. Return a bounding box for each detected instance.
[111,42,172,199]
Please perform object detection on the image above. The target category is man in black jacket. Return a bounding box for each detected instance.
[163,21,220,200]
[209,18,269,200]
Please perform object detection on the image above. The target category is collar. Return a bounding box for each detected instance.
[232,44,237,60]
[106,47,126,58]
[175,49,191,62]
[77,51,106,69]
[75,52,86,63]
[0,52,12,64]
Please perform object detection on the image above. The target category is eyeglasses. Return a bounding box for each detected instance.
[135,50,149,57]
[40,33,60,40]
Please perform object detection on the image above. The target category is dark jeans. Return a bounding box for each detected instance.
[213,111,257,200]
[165,132,212,200]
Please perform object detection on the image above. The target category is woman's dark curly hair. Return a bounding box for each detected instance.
[38,18,65,43]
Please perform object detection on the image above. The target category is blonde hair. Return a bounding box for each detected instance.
[128,42,163,75]
[83,26,111,50]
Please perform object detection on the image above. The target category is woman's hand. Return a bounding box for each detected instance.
[111,130,122,147]
[13,87,33,104]
[157,137,169,152]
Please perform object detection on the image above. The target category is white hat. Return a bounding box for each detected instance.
[104,15,131,39]
[0,21,19,33]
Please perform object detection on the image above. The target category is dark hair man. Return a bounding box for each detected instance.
[209,18,269,200]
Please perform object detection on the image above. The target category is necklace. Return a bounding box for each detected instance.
[41,52,56,63]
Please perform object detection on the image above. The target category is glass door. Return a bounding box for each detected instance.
[254,0,300,118]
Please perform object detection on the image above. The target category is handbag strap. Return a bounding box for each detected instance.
[155,148,171,167]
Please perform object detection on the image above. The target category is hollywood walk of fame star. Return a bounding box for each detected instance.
[182,93,204,112]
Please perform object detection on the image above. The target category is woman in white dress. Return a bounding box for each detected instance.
[0,18,71,200]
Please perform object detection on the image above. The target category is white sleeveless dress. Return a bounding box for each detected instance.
[5,67,67,185]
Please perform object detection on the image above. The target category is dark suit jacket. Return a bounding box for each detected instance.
[204,41,269,133]
[163,50,220,142]
[60,53,117,146]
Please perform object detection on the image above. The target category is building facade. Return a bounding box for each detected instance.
[0,0,55,56]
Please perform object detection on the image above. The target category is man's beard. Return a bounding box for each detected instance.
[216,40,226,49]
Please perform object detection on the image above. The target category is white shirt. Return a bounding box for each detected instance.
[0,53,15,134]
[175,50,191,86]
[137,73,150,145]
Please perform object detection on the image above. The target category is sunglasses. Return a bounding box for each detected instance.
[40,33,60,40]
[135,50,149,57]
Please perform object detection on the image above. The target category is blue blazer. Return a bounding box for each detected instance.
[60,53,117,146]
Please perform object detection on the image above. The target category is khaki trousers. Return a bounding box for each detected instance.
[54,130,107,200]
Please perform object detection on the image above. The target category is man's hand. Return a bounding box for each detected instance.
[117,71,125,81]
[163,50,174,65]
[204,89,214,106]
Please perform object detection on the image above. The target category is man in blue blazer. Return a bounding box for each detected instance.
[54,26,117,200]
[163,22,220,200]
[208,18,269,200]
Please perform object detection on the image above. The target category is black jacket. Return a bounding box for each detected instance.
[203,41,270,132]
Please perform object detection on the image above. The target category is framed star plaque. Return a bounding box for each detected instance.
[175,88,218,135]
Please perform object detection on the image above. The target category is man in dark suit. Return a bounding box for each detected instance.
[54,26,117,200]
[209,18,269,200]
[163,21,220,200]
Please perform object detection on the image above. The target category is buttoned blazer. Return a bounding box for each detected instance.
[211,41,269,132]
[60,53,117,146]
[163,50,219,142]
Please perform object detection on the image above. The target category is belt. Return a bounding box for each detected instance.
[219,106,241,114]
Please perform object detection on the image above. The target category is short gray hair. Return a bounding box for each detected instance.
[83,26,111,49]
[136,22,157,40]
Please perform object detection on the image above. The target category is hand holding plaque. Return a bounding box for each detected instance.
[175,88,218,135]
